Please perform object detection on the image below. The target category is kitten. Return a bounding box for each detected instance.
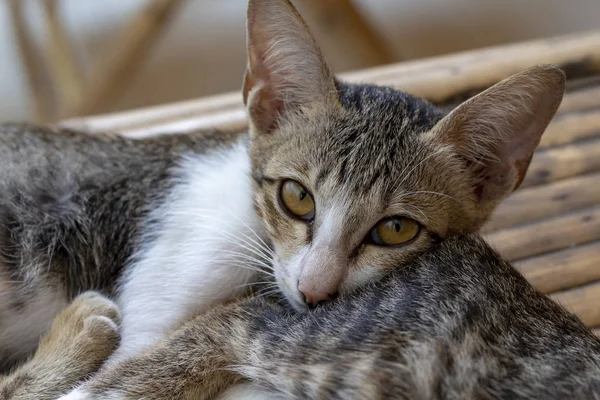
[54,235,600,400]
[0,0,562,392]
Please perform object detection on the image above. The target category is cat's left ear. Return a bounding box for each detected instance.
[430,65,565,206]
[242,0,340,134]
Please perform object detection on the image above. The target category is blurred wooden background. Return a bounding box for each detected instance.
[1,0,599,122]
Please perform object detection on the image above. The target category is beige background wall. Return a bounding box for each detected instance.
[0,0,598,122]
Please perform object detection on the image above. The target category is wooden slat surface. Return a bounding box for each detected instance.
[520,138,600,188]
[60,31,600,330]
[516,242,600,294]
[59,30,600,136]
[484,172,600,232]
[484,206,600,261]
[550,282,600,327]
[558,85,600,114]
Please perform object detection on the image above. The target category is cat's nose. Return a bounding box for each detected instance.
[298,283,337,309]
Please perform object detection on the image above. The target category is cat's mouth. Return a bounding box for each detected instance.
[273,266,309,312]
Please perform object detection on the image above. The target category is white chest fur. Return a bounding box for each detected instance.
[112,140,269,361]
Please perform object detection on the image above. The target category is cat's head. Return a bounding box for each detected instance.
[243,0,565,311]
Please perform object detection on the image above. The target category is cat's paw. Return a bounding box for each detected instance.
[35,292,120,389]
[1,292,121,400]
[39,291,121,362]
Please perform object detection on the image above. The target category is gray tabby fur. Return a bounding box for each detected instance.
[2,0,596,399]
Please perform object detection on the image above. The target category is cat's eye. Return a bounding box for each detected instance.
[279,180,315,220]
[369,217,420,246]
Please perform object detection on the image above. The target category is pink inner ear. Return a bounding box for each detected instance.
[243,0,340,135]
[475,159,515,203]
[433,66,564,209]
[244,47,287,133]
[473,127,537,203]
[485,116,543,198]
[248,84,285,134]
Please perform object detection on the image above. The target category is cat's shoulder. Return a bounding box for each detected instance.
[0,122,247,156]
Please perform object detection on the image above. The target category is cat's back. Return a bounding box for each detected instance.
[0,123,246,296]
[251,235,600,399]
[0,123,244,185]
[405,236,600,398]
[368,235,600,398]
[0,123,248,369]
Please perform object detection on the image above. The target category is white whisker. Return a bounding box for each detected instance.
[168,209,274,256]
[219,250,274,272]
[214,259,275,277]
[220,208,273,255]
[235,280,277,289]
[400,203,429,223]
[253,289,283,300]
[188,223,273,264]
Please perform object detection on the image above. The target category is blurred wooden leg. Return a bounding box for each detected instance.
[64,0,185,118]
[8,0,55,122]
[42,0,84,118]
[295,0,395,72]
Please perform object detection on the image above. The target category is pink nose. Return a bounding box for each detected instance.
[298,282,338,309]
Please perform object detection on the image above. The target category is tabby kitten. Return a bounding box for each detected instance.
[1,0,561,391]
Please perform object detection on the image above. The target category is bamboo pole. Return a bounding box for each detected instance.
[521,138,600,188]
[550,281,600,327]
[60,30,600,134]
[63,0,185,118]
[295,0,394,71]
[484,172,600,232]
[42,0,84,117]
[484,205,600,262]
[8,0,55,122]
[540,109,600,149]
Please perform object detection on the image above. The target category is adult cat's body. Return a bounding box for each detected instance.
[0,126,259,368]
[42,236,600,399]
[1,0,566,397]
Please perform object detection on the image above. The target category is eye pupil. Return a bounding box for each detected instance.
[280,180,315,220]
[369,217,420,246]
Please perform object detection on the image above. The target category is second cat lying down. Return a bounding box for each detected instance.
[36,235,600,399]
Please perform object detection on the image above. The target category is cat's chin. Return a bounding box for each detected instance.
[272,265,309,312]
[277,285,309,312]
[286,297,309,313]
[276,280,309,312]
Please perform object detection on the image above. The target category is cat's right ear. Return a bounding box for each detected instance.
[242,0,340,134]
[429,65,565,212]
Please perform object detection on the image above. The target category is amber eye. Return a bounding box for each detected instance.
[369,217,420,246]
[279,180,315,220]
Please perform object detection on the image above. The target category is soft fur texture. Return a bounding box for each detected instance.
[0,0,569,398]
[0,292,120,400]
[54,236,600,399]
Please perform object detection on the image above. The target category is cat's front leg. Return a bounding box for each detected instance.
[0,292,120,400]
[58,301,261,400]
[58,296,397,400]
